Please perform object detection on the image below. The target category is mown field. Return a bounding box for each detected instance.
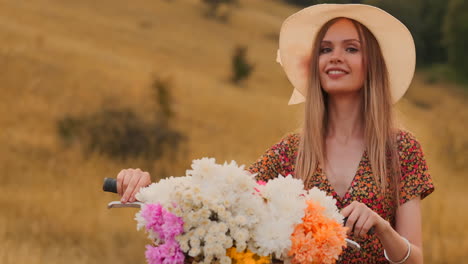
[0,0,466,263]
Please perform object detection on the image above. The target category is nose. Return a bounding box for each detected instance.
[330,48,344,63]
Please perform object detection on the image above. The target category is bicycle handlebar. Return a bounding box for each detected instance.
[103,178,118,193]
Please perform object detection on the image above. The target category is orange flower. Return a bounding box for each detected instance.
[289,200,348,264]
[226,247,271,264]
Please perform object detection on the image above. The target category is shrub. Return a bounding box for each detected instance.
[201,0,239,21]
[151,76,173,123]
[57,108,185,160]
[57,75,185,161]
[231,45,254,85]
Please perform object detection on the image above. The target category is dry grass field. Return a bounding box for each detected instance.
[0,0,466,263]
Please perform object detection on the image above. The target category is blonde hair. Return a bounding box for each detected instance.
[295,17,401,205]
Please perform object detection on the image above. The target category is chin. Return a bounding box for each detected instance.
[322,86,362,96]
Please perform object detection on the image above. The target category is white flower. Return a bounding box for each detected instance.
[189,246,201,257]
[259,174,306,203]
[134,209,146,231]
[186,157,218,179]
[251,174,306,258]
[212,244,226,256]
[222,237,233,248]
[236,242,247,252]
[252,217,297,257]
[234,215,247,226]
[135,176,191,206]
[203,244,214,257]
[190,237,201,247]
[219,256,232,264]
[202,255,213,264]
[177,236,190,252]
[193,226,206,238]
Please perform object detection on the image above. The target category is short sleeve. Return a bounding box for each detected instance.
[398,130,435,205]
[247,133,298,182]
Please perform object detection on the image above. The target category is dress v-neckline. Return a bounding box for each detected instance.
[319,150,367,202]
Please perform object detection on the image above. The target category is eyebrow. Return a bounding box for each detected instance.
[321,39,361,44]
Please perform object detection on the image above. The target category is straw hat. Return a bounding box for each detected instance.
[276,4,416,105]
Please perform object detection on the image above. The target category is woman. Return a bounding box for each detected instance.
[116,4,434,264]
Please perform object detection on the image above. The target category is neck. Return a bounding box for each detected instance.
[326,92,364,142]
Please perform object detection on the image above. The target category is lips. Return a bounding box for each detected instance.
[325,67,348,79]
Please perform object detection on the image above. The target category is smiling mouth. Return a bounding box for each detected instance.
[327,70,348,75]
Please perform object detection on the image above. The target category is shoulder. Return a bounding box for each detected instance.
[395,129,434,203]
[396,129,424,154]
[260,132,301,162]
[252,132,300,160]
[395,128,429,175]
[278,132,301,146]
[247,132,300,180]
[271,132,301,154]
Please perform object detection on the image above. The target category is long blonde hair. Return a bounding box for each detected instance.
[295,17,401,204]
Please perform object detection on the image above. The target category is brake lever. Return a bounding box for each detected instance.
[107,201,143,209]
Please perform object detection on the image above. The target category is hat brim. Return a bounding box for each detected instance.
[277,4,416,105]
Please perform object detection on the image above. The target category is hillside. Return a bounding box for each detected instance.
[0,0,466,263]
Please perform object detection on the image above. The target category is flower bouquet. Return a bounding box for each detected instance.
[134,158,348,264]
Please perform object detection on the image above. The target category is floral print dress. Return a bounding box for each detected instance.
[247,130,434,264]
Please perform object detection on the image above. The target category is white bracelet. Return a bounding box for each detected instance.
[384,236,411,264]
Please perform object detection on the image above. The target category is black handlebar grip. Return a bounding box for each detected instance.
[103,178,118,193]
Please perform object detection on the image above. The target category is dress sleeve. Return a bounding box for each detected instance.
[398,130,435,205]
[247,134,295,182]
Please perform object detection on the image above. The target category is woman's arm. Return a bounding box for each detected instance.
[341,198,424,264]
[378,198,423,264]
[376,130,434,264]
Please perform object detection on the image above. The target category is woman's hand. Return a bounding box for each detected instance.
[340,201,390,238]
[116,168,151,203]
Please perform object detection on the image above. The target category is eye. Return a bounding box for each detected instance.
[346,47,359,53]
[319,47,332,54]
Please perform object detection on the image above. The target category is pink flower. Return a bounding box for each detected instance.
[145,240,184,264]
[142,204,185,264]
[141,203,184,241]
[257,180,267,186]
[160,209,184,240]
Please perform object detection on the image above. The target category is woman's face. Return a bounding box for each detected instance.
[318,18,365,96]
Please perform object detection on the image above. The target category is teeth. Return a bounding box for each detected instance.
[328,70,346,74]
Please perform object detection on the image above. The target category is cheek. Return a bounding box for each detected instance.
[318,56,327,71]
[318,56,328,80]
[352,58,365,79]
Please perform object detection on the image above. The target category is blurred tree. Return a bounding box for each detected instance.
[419,0,448,65]
[444,0,468,79]
[231,45,255,85]
[152,76,173,125]
[201,0,239,21]
[364,0,448,66]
